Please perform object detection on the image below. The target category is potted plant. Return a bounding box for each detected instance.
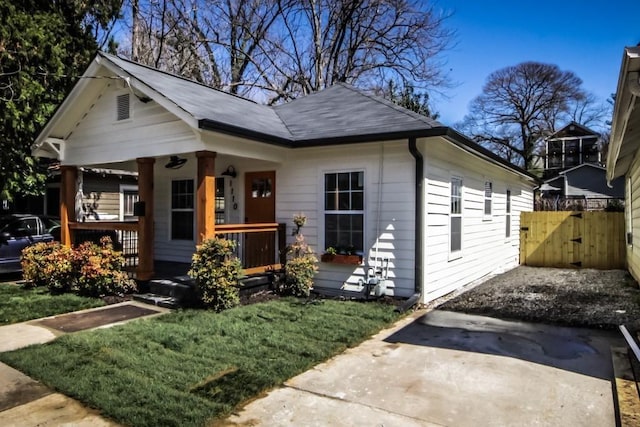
[320,246,362,265]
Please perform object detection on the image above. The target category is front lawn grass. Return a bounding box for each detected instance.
[0,298,400,426]
[0,282,105,325]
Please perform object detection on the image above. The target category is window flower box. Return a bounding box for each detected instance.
[320,253,362,265]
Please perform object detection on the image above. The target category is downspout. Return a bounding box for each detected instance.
[397,137,424,312]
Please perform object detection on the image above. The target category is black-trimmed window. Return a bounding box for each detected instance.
[324,171,364,253]
[450,177,462,254]
[506,189,511,238]
[215,177,225,225]
[171,179,194,240]
[484,181,493,216]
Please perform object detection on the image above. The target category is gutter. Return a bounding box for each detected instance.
[397,137,424,312]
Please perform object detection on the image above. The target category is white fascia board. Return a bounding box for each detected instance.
[97,56,199,130]
[32,57,104,149]
[607,47,640,182]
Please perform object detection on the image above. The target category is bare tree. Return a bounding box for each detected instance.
[115,0,453,101]
[460,62,608,170]
[263,0,453,103]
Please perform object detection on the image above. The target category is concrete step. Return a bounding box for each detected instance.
[611,346,640,427]
[148,276,196,300]
[239,275,273,293]
[133,293,181,309]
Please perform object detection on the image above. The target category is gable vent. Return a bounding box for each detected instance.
[116,93,130,121]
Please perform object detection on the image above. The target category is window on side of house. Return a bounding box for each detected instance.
[324,171,364,253]
[215,177,225,225]
[505,189,511,238]
[116,93,130,121]
[122,191,139,220]
[484,181,493,216]
[628,177,633,245]
[450,176,463,255]
[171,179,194,240]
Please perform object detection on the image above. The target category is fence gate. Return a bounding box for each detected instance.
[519,211,626,269]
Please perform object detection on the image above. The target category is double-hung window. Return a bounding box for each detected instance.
[324,171,364,253]
[505,189,511,238]
[450,177,462,254]
[171,179,194,240]
[484,181,493,216]
[215,177,225,225]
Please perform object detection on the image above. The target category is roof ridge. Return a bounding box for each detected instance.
[337,83,441,126]
[98,51,261,107]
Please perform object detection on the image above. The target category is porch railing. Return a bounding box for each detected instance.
[216,223,287,275]
[68,221,139,273]
[67,221,287,277]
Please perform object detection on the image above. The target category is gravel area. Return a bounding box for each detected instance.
[437,266,640,330]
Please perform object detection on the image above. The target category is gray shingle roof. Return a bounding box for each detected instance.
[100,53,442,144]
[274,83,443,141]
[96,53,535,180]
[101,52,293,140]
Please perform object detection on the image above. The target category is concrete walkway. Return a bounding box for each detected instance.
[227,310,623,427]
[0,301,168,426]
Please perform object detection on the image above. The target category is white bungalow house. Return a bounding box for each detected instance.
[33,52,536,304]
[607,45,640,281]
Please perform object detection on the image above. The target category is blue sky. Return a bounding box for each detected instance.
[435,0,640,126]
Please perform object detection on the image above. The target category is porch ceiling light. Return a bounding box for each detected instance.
[165,155,187,169]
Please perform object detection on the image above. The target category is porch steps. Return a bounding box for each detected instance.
[133,273,281,309]
[613,325,640,426]
[133,276,196,309]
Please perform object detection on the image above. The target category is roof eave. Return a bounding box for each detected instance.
[607,46,640,182]
[440,128,539,182]
[32,54,104,153]
[198,118,293,147]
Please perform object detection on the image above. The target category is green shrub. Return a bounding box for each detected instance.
[282,234,318,297]
[189,237,243,311]
[21,242,75,292]
[21,237,135,297]
[73,237,137,297]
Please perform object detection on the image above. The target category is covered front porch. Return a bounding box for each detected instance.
[57,151,287,282]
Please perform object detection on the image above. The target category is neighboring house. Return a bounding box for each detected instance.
[6,166,138,222]
[538,163,624,211]
[543,121,602,179]
[32,52,537,303]
[607,45,640,282]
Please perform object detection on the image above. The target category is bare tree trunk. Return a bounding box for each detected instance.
[132,0,139,61]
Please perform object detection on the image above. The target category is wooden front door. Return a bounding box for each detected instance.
[244,171,276,268]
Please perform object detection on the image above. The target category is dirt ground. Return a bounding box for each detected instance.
[437,266,640,330]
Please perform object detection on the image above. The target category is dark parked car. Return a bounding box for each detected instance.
[0,214,60,273]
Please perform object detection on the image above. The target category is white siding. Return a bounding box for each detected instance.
[276,141,416,298]
[62,78,201,165]
[422,138,534,302]
[627,151,640,281]
[152,154,280,263]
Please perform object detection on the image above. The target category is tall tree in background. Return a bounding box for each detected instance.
[118,0,453,101]
[0,0,120,201]
[382,80,439,118]
[460,62,609,170]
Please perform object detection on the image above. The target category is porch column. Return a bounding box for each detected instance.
[59,166,77,247]
[137,157,155,281]
[196,151,217,244]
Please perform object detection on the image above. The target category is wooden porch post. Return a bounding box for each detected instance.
[137,157,155,280]
[196,151,216,244]
[59,166,77,247]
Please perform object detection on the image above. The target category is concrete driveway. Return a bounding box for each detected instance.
[227,310,622,426]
